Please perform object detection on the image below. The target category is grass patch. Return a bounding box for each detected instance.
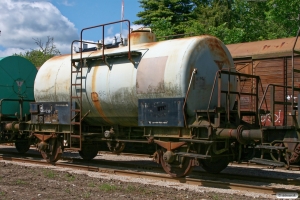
[43,169,56,179]
[99,183,117,191]
[88,182,96,187]
[126,185,137,192]
[83,192,91,198]
[16,179,25,184]
[65,173,75,181]
[0,191,5,196]
[65,188,71,194]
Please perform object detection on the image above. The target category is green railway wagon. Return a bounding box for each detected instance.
[0,56,37,120]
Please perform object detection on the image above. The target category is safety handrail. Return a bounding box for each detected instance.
[79,19,133,66]
[207,70,260,126]
[258,84,297,126]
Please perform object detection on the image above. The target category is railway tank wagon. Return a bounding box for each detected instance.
[0,55,37,153]
[30,20,243,176]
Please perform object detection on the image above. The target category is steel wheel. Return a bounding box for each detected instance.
[200,157,229,174]
[79,143,98,160]
[107,141,125,154]
[40,138,62,163]
[158,149,194,178]
[15,140,30,154]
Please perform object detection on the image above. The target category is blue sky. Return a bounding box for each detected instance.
[0,0,143,56]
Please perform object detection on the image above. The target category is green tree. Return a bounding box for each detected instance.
[150,17,176,40]
[266,0,300,38]
[135,0,300,44]
[192,0,233,28]
[134,0,197,34]
[15,36,60,67]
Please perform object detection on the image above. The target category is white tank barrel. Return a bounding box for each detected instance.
[34,35,235,126]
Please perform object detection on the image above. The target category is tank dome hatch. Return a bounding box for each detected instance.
[129,27,156,45]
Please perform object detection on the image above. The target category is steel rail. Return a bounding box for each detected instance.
[1,148,300,182]
[0,155,299,195]
[1,147,300,186]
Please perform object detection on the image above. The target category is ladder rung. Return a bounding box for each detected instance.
[71,96,82,99]
[71,83,82,86]
[70,135,81,138]
[72,71,82,73]
[71,122,81,125]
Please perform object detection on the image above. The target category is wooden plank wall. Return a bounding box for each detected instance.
[235,56,300,126]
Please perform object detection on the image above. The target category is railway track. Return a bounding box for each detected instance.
[1,148,300,186]
[0,149,300,186]
[0,150,299,196]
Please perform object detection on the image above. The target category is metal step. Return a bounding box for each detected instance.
[249,158,285,167]
[175,152,211,159]
[255,145,287,150]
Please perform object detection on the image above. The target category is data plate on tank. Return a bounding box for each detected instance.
[30,102,71,124]
[138,98,184,127]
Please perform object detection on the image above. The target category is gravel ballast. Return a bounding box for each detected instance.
[0,159,276,200]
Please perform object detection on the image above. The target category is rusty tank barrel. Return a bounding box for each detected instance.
[35,35,236,126]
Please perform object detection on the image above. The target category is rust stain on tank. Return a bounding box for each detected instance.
[130,32,141,40]
[147,34,154,41]
[214,60,224,69]
[263,45,270,50]
[280,42,285,48]
[205,37,230,69]
[130,31,156,45]
[142,41,158,48]
[91,66,111,124]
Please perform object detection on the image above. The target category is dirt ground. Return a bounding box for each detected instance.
[0,161,270,200]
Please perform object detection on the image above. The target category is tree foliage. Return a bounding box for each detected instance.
[15,36,60,67]
[135,0,197,36]
[134,0,300,44]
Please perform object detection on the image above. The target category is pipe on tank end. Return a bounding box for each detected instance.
[4,121,19,132]
[216,126,262,144]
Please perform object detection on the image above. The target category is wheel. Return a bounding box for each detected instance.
[200,157,229,174]
[15,140,30,154]
[79,143,98,160]
[107,141,125,154]
[158,149,194,178]
[40,138,62,163]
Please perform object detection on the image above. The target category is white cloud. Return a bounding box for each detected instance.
[107,26,114,35]
[0,0,78,56]
[131,24,144,31]
[59,0,74,7]
[0,48,27,57]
